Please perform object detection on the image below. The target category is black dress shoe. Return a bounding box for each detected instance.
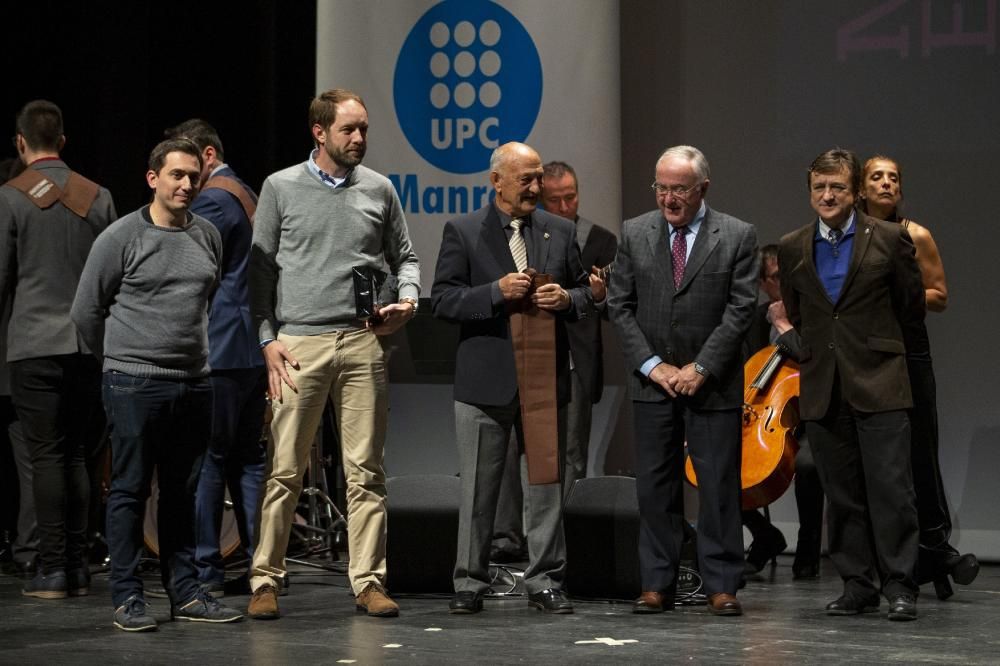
[825,595,879,616]
[449,591,483,614]
[527,588,573,614]
[887,594,917,621]
[933,576,954,600]
[792,558,820,580]
[946,553,980,586]
[745,525,787,574]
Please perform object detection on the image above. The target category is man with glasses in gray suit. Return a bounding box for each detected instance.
[608,145,757,617]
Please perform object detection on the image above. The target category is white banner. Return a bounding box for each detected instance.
[317,0,622,290]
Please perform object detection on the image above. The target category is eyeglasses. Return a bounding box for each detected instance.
[651,182,702,199]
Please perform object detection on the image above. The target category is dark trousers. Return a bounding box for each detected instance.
[906,356,959,581]
[806,398,919,600]
[9,421,40,564]
[103,372,211,608]
[791,436,824,559]
[633,400,744,596]
[194,368,267,584]
[9,355,103,573]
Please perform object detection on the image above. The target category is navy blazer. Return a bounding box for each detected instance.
[431,204,592,407]
[191,166,263,370]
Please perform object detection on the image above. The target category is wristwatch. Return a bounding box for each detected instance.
[399,297,419,313]
[694,362,709,377]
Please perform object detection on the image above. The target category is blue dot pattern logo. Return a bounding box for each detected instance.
[394,0,543,174]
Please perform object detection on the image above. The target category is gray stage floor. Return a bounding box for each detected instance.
[1,557,997,665]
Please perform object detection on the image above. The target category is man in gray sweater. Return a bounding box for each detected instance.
[247,89,420,619]
[71,138,242,632]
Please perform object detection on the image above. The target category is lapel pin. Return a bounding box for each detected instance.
[544,232,550,240]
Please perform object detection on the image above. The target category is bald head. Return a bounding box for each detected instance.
[490,142,544,217]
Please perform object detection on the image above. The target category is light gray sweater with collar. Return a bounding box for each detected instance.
[250,162,420,340]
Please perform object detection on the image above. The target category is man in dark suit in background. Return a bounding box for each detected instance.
[164,119,266,597]
[0,100,116,599]
[432,142,591,615]
[541,161,617,494]
[778,148,924,621]
[608,145,757,616]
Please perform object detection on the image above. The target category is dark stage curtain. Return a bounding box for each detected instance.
[5,1,318,212]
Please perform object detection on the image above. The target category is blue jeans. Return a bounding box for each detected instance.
[103,372,211,608]
[194,368,267,584]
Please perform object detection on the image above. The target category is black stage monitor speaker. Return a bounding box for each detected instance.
[564,476,642,600]
[385,474,460,593]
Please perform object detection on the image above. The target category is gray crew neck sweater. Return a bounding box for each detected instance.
[250,162,420,340]
[71,206,222,378]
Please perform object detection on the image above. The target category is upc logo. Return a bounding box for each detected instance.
[393,0,543,174]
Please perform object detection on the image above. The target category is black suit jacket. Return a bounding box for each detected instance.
[778,210,925,420]
[566,220,617,403]
[431,204,592,407]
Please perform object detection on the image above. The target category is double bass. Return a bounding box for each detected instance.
[685,344,800,510]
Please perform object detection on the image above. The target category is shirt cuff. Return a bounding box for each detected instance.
[640,355,663,377]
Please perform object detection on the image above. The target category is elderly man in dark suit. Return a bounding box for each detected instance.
[778,148,924,621]
[432,142,592,615]
[608,145,758,616]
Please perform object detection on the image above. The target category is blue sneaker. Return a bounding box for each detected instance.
[22,570,67,599]
[114,595,157,632]
[173,591,244,623]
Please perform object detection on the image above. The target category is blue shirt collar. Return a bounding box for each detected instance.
[816,209,856,242]
[307,149,350,188]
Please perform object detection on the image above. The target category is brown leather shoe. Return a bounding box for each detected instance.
[247,584,280,620]
[707,592,742,616]
[633,590,672,613]
[355,582,399,617]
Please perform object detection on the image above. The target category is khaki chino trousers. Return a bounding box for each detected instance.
[251,329,388,595]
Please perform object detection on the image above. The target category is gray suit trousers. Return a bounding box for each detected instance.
[453,398,566,595]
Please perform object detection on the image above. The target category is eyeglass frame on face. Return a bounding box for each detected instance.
[651,181,703,199]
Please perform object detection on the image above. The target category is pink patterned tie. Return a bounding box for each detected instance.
[671,226,688,288]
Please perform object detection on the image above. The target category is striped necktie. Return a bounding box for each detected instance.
[510,218,528,272]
